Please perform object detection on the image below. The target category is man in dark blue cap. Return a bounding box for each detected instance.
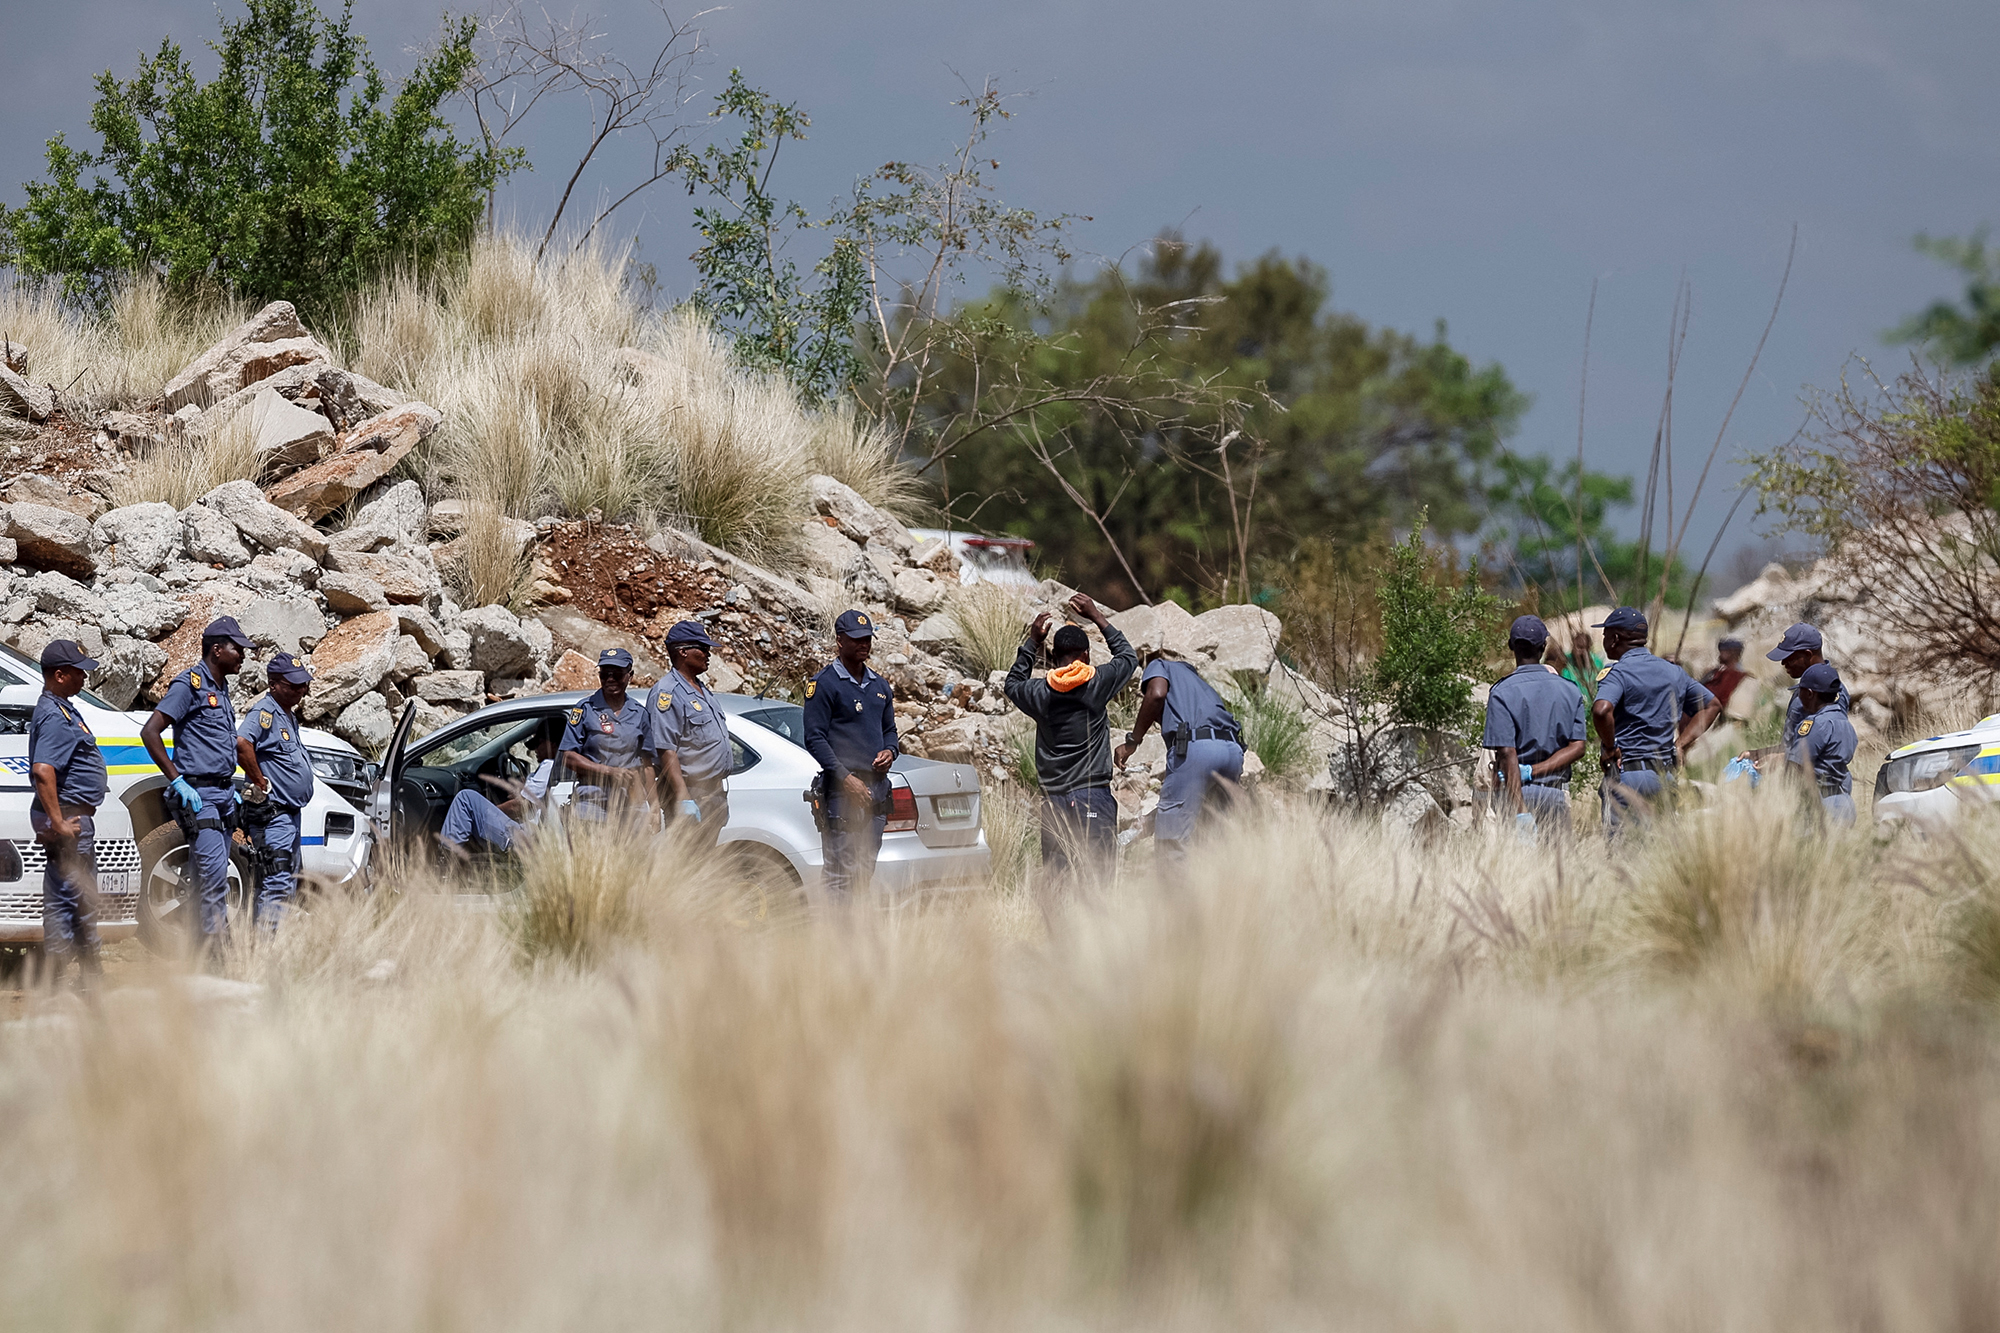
[803,609,899,897]
[234,652,315,928]
[648,620,733,854]
[1589,606,1721,833]
[1483,615,1589,836]
[28,640,106,983]
[560,646,657,819]
[1786,662,1859,826]
[1741,622,1850,772]
[142,615,256,948]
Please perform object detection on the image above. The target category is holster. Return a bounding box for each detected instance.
[805,774,831,834]
[165,783,238,845]
[1164,728,1190,763]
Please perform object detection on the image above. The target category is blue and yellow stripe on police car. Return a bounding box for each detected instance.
[1947,744,2000,792]
[98,738,166,775]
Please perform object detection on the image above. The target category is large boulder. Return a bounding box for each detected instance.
[195,361,402,436]
[324,548,437,604]
[95,636,168,711]
[799,519,862,579]
[99,582,189,639]
[93,502,183,573]
[301,611,399,720]
[1108,599,1203,660]
[332,692,395,757]
[460,604,539,678]
[414,670,485,707]
[318,570,388,615]
[247,388,334,471]
[390,605,447,659]
[24,570,105,621]
[236,595,326,658]
[0,365,54,422]
[351,481,428,548]
[239,548,321,596]
[162,302,333,413]
[180,504,252,568]
[1189,604,1283,677]
[265,402,441,521]
[910,612,965,652]
[1326,724,1476,834]
[7,473,98,519]
[808,474,913,552]
[199,480,329,561]
[1,503,95,578]
[890,567,948,617]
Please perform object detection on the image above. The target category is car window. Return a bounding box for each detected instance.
[742,705,806,746]
[0,705,28,735]
[0,664,26,688]
[732,736,758,775]
[413,715,544,770]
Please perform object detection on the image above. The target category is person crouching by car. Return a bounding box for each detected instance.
[28,640,106,987]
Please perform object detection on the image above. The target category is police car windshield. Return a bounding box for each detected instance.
[741,705,806,746]
[0,645,120,712]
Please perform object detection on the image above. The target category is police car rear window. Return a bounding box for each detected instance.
[743,706,806,745]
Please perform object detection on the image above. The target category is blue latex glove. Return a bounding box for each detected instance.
[170,776,203,812]
[1519,763,1534,784]
[678,798,702,823]
[1721,755,1761,788]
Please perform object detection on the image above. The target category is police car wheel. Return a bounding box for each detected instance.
[730,844,803,904]
[135,823,257,953]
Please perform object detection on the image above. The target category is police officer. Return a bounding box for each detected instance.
[803,609,899,898]
[28,640,106,984]
[234,652,315,928]
[142,616,256,947]
[649,620,733,854]
[1787,662,1858,827]
[1589,607,1721,833]
[559,647,657,820]
[1483,615,1589,835]
[1115,646,1243,868]
[1740,622,1851,773]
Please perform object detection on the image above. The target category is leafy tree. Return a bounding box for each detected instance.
[1888,230,2000,367]
[1372,512,1505,733]
[671,70,868,403]
[1482,454,1691,612]
[906,238,1528,607]
[0,0,511,323]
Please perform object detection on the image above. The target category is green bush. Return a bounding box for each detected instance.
[1372,510,1504,734]
[1230,686,1311,778]
[1,0,512,322]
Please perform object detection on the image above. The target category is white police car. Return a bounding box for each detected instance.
[0,643,372,945]
[1872,713,2000,825]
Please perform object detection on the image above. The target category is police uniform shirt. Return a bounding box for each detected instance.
[236,693,315,807]
[1140,658,1239,745]
[155,660,242,779]
[28,690,107,808]
[647,671,732,783]
[1483,664,1588,777]
[802,660,898,779]
[1785,677,1852,736]
[560,689,656,769]
[1788,702,1858,796]
[1592,648,1716,764]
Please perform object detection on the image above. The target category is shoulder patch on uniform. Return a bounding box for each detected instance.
[1595,665,1612,682]
[804,680,816,699]
[260,710,273,729]
[567,708,583,724]
[658,693,671,710]
[1797,719,1813,736]
[189,671,203,689]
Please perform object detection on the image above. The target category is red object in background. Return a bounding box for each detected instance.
[884,784,919,832]
[1702,665,1748,710]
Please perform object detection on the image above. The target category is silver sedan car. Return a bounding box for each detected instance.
[369,690,990,893]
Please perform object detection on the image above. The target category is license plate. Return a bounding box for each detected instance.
[935,796,972,821]
[98,871,134,895]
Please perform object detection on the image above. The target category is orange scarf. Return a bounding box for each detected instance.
[1048,660,1096,692]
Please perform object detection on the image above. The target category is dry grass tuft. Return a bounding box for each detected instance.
[447,499,538,612]
[946,581,1029,676]
[115,408,262,508]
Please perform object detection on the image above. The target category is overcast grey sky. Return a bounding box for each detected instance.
[4,0,1996,569]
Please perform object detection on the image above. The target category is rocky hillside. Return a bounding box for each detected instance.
[0,300,1338,832]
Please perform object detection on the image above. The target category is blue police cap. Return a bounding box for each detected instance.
[1767,622,1822,662]
[39,639,98,673]
[1508,615,1548,648]
[597,647,634,670]
[1799,662,1841,695]
[203,615,256,649]
[834,609,876,639]
[267,652,313,685]
[664,620,717,649]
[1592,606,1648,632]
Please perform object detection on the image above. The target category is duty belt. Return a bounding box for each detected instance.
[1164,726,1241,745]
[1618,756,1677,773]
[181,773,237,786]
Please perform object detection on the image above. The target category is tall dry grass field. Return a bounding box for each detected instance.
[8,790,2000,1329]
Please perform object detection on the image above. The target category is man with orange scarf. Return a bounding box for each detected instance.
[1003,592,1138,885]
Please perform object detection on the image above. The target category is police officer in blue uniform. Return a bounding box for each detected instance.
[1589,607,1721,833]
[1483,615,1589,835]
[1115,646,1243,867]
[1740,622,1852,773]
[649,620,733,854]
[234,652,315,928]
[803,609,899,898]
[560,647,657,820]
[28,640,106,983]
[142,616,257,947]
[1787,662,1859,827]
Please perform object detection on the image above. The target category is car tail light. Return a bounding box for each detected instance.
[884,784,918,832]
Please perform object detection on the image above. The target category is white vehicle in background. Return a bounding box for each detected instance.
[0,644,372,946]
[370,690,989,895]
[1873,713,2000,825]
[908,529,1039,590]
